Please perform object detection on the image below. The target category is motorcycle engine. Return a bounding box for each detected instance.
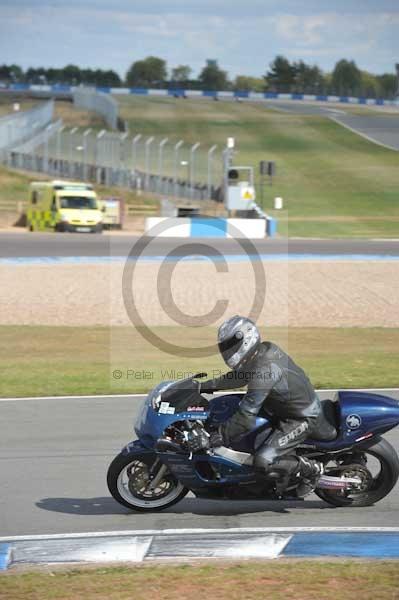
[163,420,210,453]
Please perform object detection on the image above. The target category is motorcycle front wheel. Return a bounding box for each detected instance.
[107,452,188,512]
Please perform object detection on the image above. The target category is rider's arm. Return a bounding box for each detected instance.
[239,362,283,416]
[200,370,247,393]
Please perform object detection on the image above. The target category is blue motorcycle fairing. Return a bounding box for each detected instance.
[207,394,243,423]
[306,391,399,450]
[121,438,155,457]
[157,451,256,490]
[134,399,209,449]
[133,386,399,458]
[134,392,272,453]
[120,438,257,492]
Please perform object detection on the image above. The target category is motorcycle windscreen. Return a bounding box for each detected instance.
[159,378,209,413]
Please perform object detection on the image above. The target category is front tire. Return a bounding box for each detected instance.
[107,451,188,512]
[316,438,399,507]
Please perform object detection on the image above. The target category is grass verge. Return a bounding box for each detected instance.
[1,561,399,600]
[0,97,39,117]
[1,326,399,397]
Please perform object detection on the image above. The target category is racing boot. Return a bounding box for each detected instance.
[295,456,324,498]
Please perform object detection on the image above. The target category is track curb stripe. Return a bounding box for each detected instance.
[2,254,399,265]
[2,530,399,569]
[283,532,399,558]
[0,544,11,571]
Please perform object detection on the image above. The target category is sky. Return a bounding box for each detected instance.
[0,0,397,79]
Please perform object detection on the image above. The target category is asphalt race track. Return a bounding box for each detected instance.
[262,100,399,150]
[1,392,398,537]
[2,232,399,259]
[264,100,348,117]
[332,114,399,151]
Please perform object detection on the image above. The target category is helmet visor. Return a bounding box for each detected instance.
[218,333,243,362]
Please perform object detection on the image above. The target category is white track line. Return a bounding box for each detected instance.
[0,393,144,402]
[2,526,399,543]
[326,108,347,115]
[1,388,399,402]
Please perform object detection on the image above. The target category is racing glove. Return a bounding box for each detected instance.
[222,410,257,447]
[186,428,210,453]
[186,429,223,452]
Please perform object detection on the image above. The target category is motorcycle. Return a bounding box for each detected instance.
[107,374,399,511]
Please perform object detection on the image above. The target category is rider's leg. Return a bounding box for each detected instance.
[254,418,322,489]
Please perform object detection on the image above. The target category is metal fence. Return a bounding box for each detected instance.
[6,150,222,201]
[0,100,54,155]
[5,127,223,201]
[73,88,118,130]
[1,102,223,201]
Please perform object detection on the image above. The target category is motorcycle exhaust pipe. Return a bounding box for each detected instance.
[155,438,186,454]
[317,474,362,490]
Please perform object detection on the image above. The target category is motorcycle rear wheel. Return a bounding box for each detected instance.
[107,452,188,512]
[315,438,399,507]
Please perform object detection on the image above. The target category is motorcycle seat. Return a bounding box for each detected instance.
[311,399,338,441]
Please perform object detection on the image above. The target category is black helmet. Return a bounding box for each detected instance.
[218,315,261,369]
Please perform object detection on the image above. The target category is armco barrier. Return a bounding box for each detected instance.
[3,84,397,106]
[144,217,267,238]
[0,100,54,153]
[73,88,118,129]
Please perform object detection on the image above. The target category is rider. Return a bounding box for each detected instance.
[200,315,335,493]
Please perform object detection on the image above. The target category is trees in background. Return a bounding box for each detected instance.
[198,60,229,91]
[266,55,296,92]
[0,57,397,99]
[4,64,121,87]
[376,73,397,99]
[233,76,265,92]
[0,64,23,83]
[171,65,192,83]
[265,56,327,94]
[331,59,362,96]
[294,61,326,94]
[264,56,397,98]
[126,56,167,87]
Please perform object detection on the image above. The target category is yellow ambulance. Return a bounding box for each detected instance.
[27,180,103,233]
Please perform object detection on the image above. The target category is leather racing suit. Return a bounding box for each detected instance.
[201,341,331,481]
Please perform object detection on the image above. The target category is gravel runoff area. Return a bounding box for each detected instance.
[2,260,399,327]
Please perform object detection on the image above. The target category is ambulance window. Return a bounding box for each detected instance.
[59,196,97,209]
[51,196,56,210]
[31,191,38,205]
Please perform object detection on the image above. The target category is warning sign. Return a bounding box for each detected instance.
[242,189,254,200]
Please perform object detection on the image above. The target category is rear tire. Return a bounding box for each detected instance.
[107,451,188,512]
[316,438,399,507]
